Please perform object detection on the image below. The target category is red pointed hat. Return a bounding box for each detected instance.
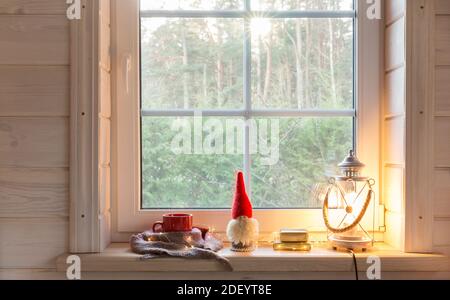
[231,171,253,219]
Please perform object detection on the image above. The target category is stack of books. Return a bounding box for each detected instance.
[273,229,311,251]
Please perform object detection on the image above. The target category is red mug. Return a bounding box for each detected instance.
[152,213,194,233]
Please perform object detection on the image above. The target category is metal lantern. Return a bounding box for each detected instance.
[322,150,376,251]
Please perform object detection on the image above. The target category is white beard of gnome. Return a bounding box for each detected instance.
[226,171,259,252]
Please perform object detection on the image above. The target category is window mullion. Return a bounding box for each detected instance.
[140,109,356,117]
[139,10,356,19]
[243,0,252,196]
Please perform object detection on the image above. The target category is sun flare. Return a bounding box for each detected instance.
[250,18,272,38]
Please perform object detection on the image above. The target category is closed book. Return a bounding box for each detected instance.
[279,229,308,243]
[273,242,312,252]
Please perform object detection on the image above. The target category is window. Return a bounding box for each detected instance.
[113,0,381,233]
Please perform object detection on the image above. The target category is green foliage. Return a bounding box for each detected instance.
[140,0,354,209]
[252,118,352,208]
[141,118,242,208]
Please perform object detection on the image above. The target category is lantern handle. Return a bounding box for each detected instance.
[322,186,374,234]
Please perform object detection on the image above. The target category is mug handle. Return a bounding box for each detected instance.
[152,221,163,232]
[193,226,209,238]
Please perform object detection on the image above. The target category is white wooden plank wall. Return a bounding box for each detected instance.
[0,0,69,269]
[383,0,407,250]
[98,0,112,251]
[433,0,450,255]
[0,0,447,278]
[68,0,111,253]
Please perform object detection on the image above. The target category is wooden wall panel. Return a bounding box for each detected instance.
[433,220,450,246]
[385,18,405,71]
[99,0,111,72]
[0,168,68,218]
[385,211,404,250]
[99,167,111,213]
[98,0,112,251]
[0,66,69,117]
[401,0,440,252]
[385,67,405,116]
[435,0,450,15]
[434,169,450,218]
[383,166,404,214]
[99,68,111,118]
[436,16,450,66]
[0,118,69,168]
[383,117,405,164]
[385,0,406,25]
[99,118,111,166]
[435,67,450,112]
[0,15,69,65]
[433,2,450,253]
[434,246,450,257]
[69,0,112,252]
[383,1,406,250]
[99,210,111,251]
[0,0,71,270]
[434,117,450,167]
[0,0,66,15]
[0,219,68,268]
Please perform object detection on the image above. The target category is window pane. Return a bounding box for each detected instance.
[250,18,353,109]
[251,117,353,208]
[142,117,243,208]
[140,0,243,11]
[251,0,353,10]
[141,18,244,109]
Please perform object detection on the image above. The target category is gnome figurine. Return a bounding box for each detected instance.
[226,171,259,252]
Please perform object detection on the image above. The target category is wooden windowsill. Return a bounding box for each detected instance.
[56,242,449,273]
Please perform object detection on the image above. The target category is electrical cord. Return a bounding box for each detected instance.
[349,249,359,280]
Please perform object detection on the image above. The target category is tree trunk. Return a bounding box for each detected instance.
[182,27,189,109]
[263,38,272,105]
[203,63,208,103]
[256,37,263,103]
[228,59,233,87]
[328,18,337,106]
[285,60,292,104]
[216,25,224,107]
[295,19,304,109]
[305,19,311,108]
[217,58,224,106]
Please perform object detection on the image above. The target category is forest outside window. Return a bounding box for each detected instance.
[140,0,355,210]
[114,0,381,233]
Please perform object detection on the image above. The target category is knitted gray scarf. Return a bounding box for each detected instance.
[130,229,232,271]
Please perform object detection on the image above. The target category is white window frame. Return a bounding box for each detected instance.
[112,0,382,236]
